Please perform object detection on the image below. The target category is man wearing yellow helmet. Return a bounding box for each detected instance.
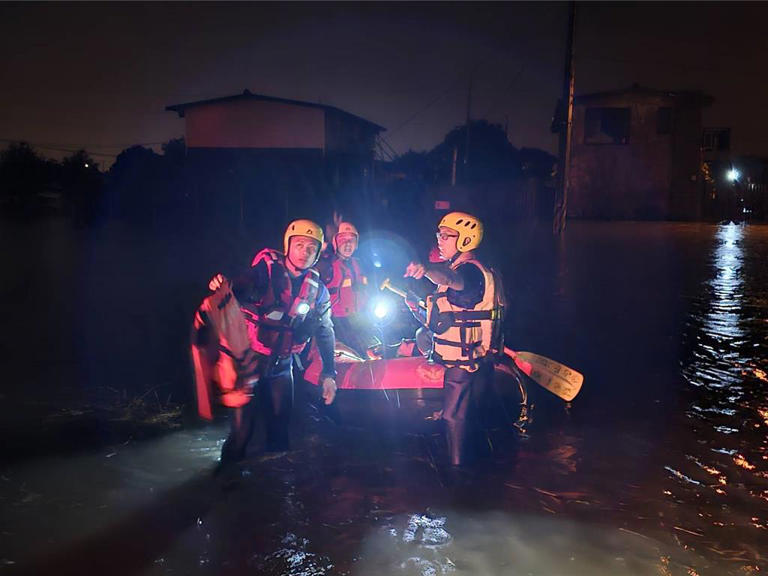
[208,219,337,462]
[317,219,377,357]
[404,211,504,467]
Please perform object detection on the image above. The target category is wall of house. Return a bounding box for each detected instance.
[569,95,674,219]
[669,105,705,219]
[184,148,328,236]
[184,100,325,149]
[324,110,377,156]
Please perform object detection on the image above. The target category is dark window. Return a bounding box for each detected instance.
[584,107,630,144]
[657,107,673,135]
[702,128,731,151]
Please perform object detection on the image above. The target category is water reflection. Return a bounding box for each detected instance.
[4,221,768,575]
[356,510,716,576]
[673,223,768,569]
[250,533,334,576]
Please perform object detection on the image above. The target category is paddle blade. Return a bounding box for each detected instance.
[504,348,583,402]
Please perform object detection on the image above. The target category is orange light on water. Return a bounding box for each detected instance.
[734,454,756,470]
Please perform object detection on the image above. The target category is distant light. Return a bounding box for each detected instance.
[373,299,389,319]
[295,302,310,315]
[727,168,740,182]
[373,260,382,268]
[84,163,89,168]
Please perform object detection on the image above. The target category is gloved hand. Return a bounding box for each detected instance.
[404,290,427,326]
[321,376,337,405]
[404,290,422,314]
[208,273,229,292]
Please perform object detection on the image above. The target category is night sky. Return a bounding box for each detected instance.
[1,2,766,167]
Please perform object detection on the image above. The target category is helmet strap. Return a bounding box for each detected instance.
[285,238,317,273]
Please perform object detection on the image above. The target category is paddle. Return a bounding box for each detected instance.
[503,348,582,402]
[380,278,584,402]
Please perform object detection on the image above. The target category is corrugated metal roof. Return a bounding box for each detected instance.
[166,90,385,131]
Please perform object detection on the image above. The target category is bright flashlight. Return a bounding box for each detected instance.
[295,302,310,315]
[373,299,389,320]
[727,168,740,182]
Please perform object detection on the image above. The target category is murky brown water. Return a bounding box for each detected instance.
[1,220,766,575]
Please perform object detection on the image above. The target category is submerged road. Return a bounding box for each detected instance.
[1,220,766,575]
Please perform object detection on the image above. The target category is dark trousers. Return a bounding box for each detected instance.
[220,357,294,463]
[442,358,493,466]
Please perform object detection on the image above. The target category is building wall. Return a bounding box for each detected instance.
[669,105,705,219]
[184,100,325,149]
[177,99,381,231]
[325,110,377,156]
[184,148,327,236]
[570,96,674,219]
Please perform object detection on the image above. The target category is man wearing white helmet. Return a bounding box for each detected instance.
[208,219,337,462]
[404,211,504,467]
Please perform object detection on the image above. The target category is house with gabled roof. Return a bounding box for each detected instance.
[166,90,384,231]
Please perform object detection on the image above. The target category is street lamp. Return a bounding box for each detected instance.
[726,168,740,182]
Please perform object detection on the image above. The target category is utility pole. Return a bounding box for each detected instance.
[451,146,458,187]
[463,74,473,183]
[554,1,576,235]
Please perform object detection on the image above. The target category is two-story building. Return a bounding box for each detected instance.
[568,85,713,220]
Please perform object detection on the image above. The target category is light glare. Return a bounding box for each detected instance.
[373,299,389,319]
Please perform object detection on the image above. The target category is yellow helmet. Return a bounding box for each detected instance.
[333,221,359,252]
[438,211,483,252]
[284,219,324,263]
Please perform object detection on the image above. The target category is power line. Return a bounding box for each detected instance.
[387,78,465,139]
[0,137,174,159]
[384,6,559,154]
[377,135,399,161]
[0,137,168,150]
[480,63,527,120]
[0,140,118,159]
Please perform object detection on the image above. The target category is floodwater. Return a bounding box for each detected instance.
[1,219,766,575]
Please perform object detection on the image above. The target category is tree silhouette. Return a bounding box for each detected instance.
[106,145,164,227]
[519,147,556,180]
[60,150,104,226]
[0,142,54,213]
[430,119,522,184]
[161,138,186,169]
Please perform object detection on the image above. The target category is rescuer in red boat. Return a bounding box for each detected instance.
[403,211,505,467]
[207,219,337,463]
[317,219,380,358]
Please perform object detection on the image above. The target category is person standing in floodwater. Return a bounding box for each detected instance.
[404,211,504,467]
[209,219,337,463]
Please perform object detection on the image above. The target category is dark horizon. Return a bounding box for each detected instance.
[1,2,767,168]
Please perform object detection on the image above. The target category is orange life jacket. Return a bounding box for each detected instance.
[426,258,505,372]
[190,287,261,420]
[324,255,368,317]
